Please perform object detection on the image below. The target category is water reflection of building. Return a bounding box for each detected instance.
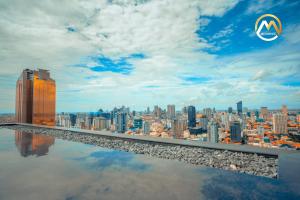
[15,131,55,157]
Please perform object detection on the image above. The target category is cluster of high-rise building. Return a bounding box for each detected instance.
[15,69,300,150]
[55,102,300,149]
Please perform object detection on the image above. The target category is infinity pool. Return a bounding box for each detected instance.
[0,128,299,200]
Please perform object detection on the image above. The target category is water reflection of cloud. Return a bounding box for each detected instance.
[0,130,15,151]
[198,168,300,199]
[73,150,151,172]
[0,129,202,200]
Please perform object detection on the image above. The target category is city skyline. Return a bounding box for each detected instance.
[1,1,300,199]
[0,0,300,113]
[54,101,300,149]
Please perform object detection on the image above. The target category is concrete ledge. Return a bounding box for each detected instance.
[0,122,289,156]
[0,123,17,126]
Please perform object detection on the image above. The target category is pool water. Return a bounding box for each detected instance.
[0,128,299,200]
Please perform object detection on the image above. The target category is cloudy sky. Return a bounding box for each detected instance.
[0,0,299,113]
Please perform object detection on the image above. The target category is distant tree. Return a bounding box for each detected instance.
[98,108,104,113]
[241,135,247,145]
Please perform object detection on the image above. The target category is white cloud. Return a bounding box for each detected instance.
[245,0,285,14]
[0,0,299,112]
[284,24,300,44]
[211,24,234,40]
[251,69,273,81]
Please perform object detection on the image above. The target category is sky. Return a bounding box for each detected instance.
[0,0,300,113]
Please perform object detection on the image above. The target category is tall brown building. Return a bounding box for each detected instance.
[16,69,56,126]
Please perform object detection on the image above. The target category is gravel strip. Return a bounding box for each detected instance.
[1,125,278,178]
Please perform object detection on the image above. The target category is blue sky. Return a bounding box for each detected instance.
[0,0,299,112]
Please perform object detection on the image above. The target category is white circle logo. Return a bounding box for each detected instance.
[255,14,282,42]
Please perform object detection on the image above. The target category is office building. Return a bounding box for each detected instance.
[133,117,143,129]
[69,114,77,127]
[143,121,151,135]
[228,107,233,114]
[182,106,188,114]
[57,113,71,128]
[257,126,265,136]
[187,106,196,127]
[273,113,288,134]
[254,110,259,118]
[230,121,241,142]
[85,113,94,130]
[198,116,208,131]
[115,112,127,133]
[167,104,176,119]
[260,107,269,121]
[93,117,110,130]
[203,108,212,119]
[208,120,219,143]
[221,113,230,130]
[16,69,56,126]
[132,110,136,117]
[171,118,187,139]
[246,111,251,117]
[154,105,162,118]
[236,101,242,116]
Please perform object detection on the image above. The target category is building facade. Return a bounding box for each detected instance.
[115,112,127,133]
[203,108,212,119]
[208,120,219,143]
[167,104,176,119]
[198,116,208,131]
[228,107,233,113]
[230,121,241,142]
[236,101,242,116]
[93,117,110,130]
[187,105,196,128]
[154,105,162,118]
[143,121,151,135]
[273,113,288,134]
[133,117,143,129]
[171,118,187,139]
[16,69,56,126]
[260,107,269,121]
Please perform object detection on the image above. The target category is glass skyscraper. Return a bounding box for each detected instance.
[230,121,241,142]
[187,106,196,128]
[236,101,242,116]
[133,117,143,129]
[15,69,56,126]
[115,112,127,133]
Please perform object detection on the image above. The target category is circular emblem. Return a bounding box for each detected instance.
[255,14,282,42]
